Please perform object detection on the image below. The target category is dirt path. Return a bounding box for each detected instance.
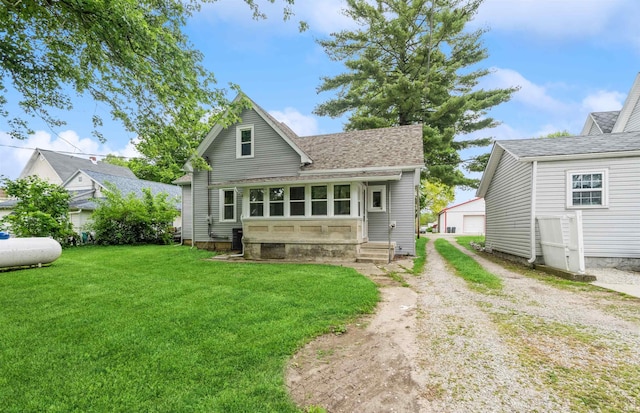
[286,235,640,412]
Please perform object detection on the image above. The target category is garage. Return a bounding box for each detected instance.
[462,215,485,234]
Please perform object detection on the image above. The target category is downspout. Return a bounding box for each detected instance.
[191,178,196,249]
[528,161,538,264]
[387,184,391,264]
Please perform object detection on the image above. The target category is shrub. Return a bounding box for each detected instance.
[0,176,73,244]
[90,184,179,245]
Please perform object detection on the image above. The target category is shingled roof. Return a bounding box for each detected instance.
[297,124,424,171]
[21,148,136,182]
[497,131,640,159]
[81,170,181,201]
[590,111,620,134]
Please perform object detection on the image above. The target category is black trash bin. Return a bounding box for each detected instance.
[232,228,243,250]
[451,227,456,233]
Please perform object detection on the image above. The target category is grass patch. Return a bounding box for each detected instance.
[434,238,502,291]
[0,245,379,412]
[412,237,428,275]
[455,235,484,252]
[492,312,640,412]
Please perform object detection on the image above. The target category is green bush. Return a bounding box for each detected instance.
[90,184,179,245]
[0,176,73,244]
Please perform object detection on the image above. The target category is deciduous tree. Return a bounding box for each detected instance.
[0,0,298,181]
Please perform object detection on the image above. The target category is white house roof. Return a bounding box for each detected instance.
[497,132,640,159]
[476,132,640,198]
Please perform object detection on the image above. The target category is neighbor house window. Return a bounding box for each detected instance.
[219,189,236,222]
[269,187,285,216]
[289,186,305,216]
[236,125,254,158]
[334,184,351,215]
[249,188,264,217]
[368,185,386,212]
[311,185,327,216]
[567,170,608,208]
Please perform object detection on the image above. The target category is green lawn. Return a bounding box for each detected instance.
[0,245,379,412]
[434,238,502,291]
[412,237,427,274]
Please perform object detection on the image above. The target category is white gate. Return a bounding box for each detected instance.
[536,211,585,274]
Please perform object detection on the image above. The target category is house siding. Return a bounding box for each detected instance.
[22,158,62,184]
[535,156,640,258]
[199,108,302,242]
[203,108,302,182]
[192,171,209,242]
[181,185,192,239]
[588,121,601,135]
[367,172,417,255]
[623,97,640,131]
[484,151,532,258]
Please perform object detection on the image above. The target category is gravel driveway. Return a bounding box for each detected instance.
[287,235,640,412]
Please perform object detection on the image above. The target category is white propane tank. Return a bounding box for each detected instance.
[0,237,63,269]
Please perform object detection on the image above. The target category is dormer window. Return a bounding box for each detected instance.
[236,125,254,158]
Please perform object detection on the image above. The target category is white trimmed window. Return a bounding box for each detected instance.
[368,185,386,212]
[219,189,237,222]
[236,125,254,158]
[567,169,608,208]
[269,187,285,217]
[249,188,264,217]
[333,184,351,215]
[311,185,328,216]
[289,186,305,216]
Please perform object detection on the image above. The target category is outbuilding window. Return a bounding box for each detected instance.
[567,169,608,208]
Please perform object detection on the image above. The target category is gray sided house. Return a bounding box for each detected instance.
[178,95,425,262]
[477,73,640,269]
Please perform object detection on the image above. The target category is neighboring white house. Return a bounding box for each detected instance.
[437,197,485,234]
[178,93,425,262]
[63,169,182,230]
[1,149,181,234]
[477,73,640,270]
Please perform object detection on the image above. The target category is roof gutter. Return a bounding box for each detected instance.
[528,160,538,264]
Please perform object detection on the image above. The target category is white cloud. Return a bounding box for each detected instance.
[475,0,630,38]
[0,129,140,181]
[484,68,570,113]
[268,108,319,136]
[581,90,626,113]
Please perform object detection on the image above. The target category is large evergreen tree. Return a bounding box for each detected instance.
[315,0,516,188]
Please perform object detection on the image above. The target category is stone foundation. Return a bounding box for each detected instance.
[244,241,358,261]
[585,257,640,272]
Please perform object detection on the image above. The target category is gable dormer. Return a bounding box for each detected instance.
[187,94,312,182]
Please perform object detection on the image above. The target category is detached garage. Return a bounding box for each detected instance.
[438,198,485,234]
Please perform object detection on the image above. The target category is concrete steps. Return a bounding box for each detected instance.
[356,241,395,264]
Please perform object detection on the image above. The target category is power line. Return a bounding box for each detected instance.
[0,143,137,159]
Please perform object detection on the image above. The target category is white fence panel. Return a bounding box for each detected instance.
[537,212,585,274]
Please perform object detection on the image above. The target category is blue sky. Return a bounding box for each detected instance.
[2,0,640,204]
